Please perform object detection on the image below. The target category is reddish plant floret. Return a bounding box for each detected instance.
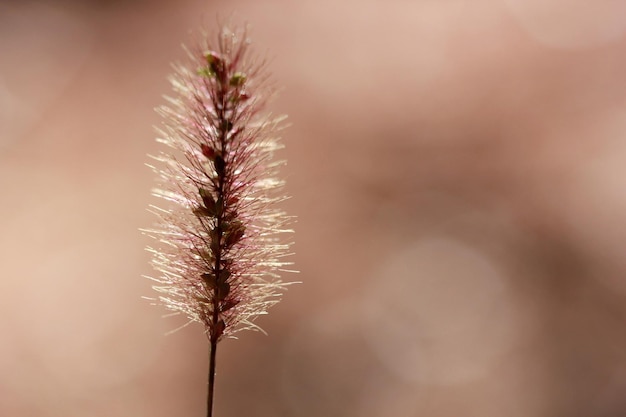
[145,25,293,343]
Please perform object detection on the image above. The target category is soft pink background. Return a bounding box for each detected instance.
[2,0,626,416]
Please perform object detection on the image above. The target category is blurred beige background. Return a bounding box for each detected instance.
[2,0,626,416]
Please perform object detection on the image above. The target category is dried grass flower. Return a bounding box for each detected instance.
[144,22,294,416]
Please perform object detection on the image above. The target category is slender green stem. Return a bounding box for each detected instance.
[207,339,218,417]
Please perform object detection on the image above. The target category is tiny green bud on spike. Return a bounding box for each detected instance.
[229,72,247,87]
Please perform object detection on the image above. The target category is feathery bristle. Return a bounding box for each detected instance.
[145,24,294,342]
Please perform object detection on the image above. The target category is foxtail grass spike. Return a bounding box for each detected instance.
[144,22,294,417]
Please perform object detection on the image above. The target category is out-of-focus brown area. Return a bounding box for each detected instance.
[2,0,626,415]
